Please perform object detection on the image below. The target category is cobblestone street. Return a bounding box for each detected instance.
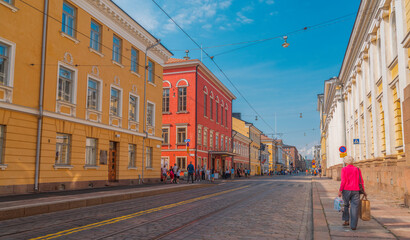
[0,176,312,240]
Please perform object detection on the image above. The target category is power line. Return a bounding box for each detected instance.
[152,0,276,133]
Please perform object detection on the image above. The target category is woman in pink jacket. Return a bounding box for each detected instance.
[338,156,366,230]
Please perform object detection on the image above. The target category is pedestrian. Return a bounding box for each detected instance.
[231,167,235,180]
[201,166,205,180]
[244,168,248,178]
[161,165,167,183]
[206,169,210,181]
[338,156,366,231]
[306,169,308,176]
[169,167,174,183]
[247,168,250,178]
[172,164,178,184]
[211,167,215,182]
[195,166,200,182]
[187,161,194,183]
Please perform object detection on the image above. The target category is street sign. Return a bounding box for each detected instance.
[339,146,347,153]
[353,139,360,144]
[312,159,316,164]
[184,139,190,143]
[186,142,190,147]
[187,147,190,153]
[340,152,347,158]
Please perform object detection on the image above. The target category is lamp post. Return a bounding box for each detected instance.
[141,39,161,184]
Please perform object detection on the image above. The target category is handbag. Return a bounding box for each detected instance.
[359,195,371,221]
[334,197,344,212]
[357,167,365,195]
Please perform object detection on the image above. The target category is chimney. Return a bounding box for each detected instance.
[232,112,241,120]
[184,50,190,60]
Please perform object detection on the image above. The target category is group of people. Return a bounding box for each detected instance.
[161,164,253,183]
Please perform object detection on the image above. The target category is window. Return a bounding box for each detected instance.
[110,88,120,116]
[128,144,136,167]
[85,138,97,166]
[216,101,219,123]
[131,48,139,73]
[112,35,122,63]
[203,130,207,147]
[58,67,73,103]
[390,9,398,59]
[0,125,5,164]
[225,138,228,151]
[198,127,202,145]
[177,157,187,170]
[146,147,152,168]
[163,88,170,113]
[204,92,207,117]
[90,20,101,52]
[177,127,186,144]
[87,79,99,110]
[55,133,70,165]
[147,102,155,126]
[221,136,224,151]
[148,60,154,83]
[210,131,213,149]
[129,95,138,122]
[162,128,169,144]
[210,97,213,119]
[216,134,219,149]
[221,105,223,125]
[225,108,228,126]
[0,43,9,86]
[62,2,76,37]
[178,87,187,112]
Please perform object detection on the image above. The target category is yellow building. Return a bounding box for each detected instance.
[0,0,172,194]
[261,135,275,171]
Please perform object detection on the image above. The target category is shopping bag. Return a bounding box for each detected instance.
[359,195,371,221]
[334,197,344,212]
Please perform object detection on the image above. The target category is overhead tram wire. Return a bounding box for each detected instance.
[152,0,276,133]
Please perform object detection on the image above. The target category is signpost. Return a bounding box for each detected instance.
[353,139,360,144]
[339,146,347,158]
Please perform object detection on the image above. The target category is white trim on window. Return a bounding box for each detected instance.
[0,36,16,88]
[146,100,156,127]
[176,79,189,87]
[86,74,103,112]
[162,126,170,145]
[56,61,78,104]
[176,125,188,145]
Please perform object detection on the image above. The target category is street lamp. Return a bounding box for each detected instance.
[282,36,289,48]
[141,39,161,183]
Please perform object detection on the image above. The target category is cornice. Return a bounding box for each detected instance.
[79,0,173,64]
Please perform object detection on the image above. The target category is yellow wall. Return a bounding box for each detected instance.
[0,0,169,191]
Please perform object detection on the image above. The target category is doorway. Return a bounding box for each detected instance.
[109,141,118,182]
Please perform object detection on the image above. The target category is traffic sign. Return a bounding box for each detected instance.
[353,139,360,144]
[186,142,190,147]
[312,159,316,164]
[340,152,347,158]
[184,139,190,143]
[339,146,347,153]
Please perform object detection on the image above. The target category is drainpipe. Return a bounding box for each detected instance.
[141,39,161,184]
[34,0,49,191]
[248,139,253,175]
[194,65,199,169]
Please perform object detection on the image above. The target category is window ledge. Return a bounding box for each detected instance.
[112,60,125,68]
[148,81,156,87]
[54,165,74,170]
[176,111,189,114]
[162,143,170,146]
[402,30,410,48]
[56,99,76,107]
[60,31,79,44]
[176,143,186,146]
[0,1,18,12]
[387,56,398,70]
[84,165,99,170]
[145,167,154,170]
[0,164,8,170]
[89,47,104,58]
[128,166,138,170]
[162,112,171,115]
[131,71,141,78]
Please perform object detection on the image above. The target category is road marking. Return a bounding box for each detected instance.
[30,185,249,240]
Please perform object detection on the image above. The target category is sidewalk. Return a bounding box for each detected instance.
[0,182,213,221]
[313,177,410,240]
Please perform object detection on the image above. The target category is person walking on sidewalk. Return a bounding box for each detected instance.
[338,156,366,231]
[231,167,235,180]
[187,161,194,183]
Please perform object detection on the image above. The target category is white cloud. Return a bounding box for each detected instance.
[236,12,254,24]
[259,0,275,4]
[202,24,213,30]
[219,0,232,9]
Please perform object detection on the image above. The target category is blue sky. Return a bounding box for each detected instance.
[113,0,360,158]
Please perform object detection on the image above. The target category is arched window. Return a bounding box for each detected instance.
[203,86,208,117]
[210,91,214,120]
[162,81,171,113]
[176,79,188,112]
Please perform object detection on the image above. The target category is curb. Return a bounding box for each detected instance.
[0,184,214,221]
[312,180,331,240]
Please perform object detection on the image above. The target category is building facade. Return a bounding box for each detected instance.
[261,135,275,171]
[318,0,410,205]
[283,145,299,170]
[260,143,270,174]
[232,130,251,171]
[0,0,172,194]
[161,58,236,175]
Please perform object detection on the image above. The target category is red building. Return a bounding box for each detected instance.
[161,58,236,175]
[283,145,299,170]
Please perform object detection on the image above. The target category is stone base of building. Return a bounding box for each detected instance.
[0,178,160,196]
[326,157,409,206]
